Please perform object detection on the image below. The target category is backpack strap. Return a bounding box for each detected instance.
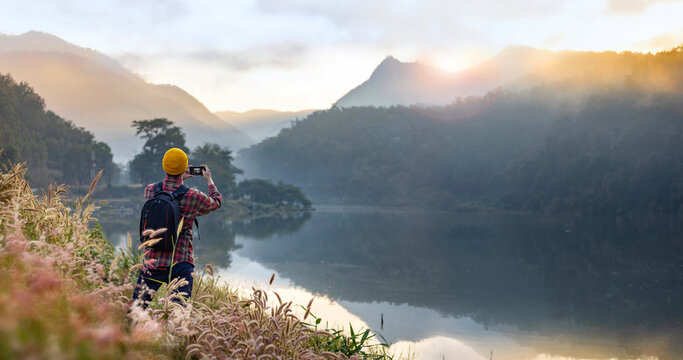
[172,184,190,200]
[153,181,163,195]
[170,184,201,240]
[194,218,200,241]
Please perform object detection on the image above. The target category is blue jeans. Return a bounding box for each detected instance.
[132,261,194,308]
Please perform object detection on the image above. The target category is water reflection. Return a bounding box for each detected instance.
[230,212,312,239]
[217,253,512,360]
[97,207,682,359]
[231,210,682,359]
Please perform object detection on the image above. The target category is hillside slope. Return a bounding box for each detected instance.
[0,31,253,161]
[0,73,114,187]
[242,47,683,215]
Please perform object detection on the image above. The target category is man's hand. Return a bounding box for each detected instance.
[181,169,193,181]
[201,165,214,186]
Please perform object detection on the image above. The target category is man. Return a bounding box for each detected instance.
[132,147,221,307]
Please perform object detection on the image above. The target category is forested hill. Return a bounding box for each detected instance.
[335,45,683,108]
[238,47,683,215]
[0,74,114,188]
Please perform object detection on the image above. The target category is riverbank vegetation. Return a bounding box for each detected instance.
[66,184,312,221]
[0,162,389,359]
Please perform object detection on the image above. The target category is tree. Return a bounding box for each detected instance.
[236,179,312,209]
[93,141,115,186]
[129,118,189,185]
[186,143,243,196]
[237,179,276,204]
[276,182,312,208]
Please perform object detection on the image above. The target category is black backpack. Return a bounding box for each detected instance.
[139,182,190,251]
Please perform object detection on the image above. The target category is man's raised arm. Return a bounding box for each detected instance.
[196,165,222,216]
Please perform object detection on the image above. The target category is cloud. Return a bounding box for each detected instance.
[635,32,683,50]
[254,0,561,48]
[188,44,308,71]
[388,336,487,360]
[256,0,559,22]
[118,43,308,73]
[605,0,679,14]
[4,0,681,112]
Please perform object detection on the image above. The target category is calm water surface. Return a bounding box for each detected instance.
[99,206,682,360]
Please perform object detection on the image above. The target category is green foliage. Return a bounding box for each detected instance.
[499,91,683,214]
[0,73,115,188]
[305,311,390,359]
[129,118,189,184]
[241,87,683,215]
[237,178,312,208]
[239,91,553,207]
[240,47,683,215]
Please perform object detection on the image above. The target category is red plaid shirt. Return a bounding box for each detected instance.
[143,176,222,269]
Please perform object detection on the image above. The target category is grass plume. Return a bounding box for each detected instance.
[0,162,393,359]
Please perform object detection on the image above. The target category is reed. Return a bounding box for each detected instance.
[0,162,394,359]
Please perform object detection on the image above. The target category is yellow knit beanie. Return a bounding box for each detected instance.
[162,148,188,176]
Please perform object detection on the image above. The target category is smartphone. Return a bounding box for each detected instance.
[188,166,204,176]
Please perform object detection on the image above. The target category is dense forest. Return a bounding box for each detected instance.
[0,73,115,188]
[239,48,683,215]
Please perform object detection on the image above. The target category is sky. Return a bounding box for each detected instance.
[0,0,681,112]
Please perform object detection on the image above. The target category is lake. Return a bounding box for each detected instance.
[98,206,682,360]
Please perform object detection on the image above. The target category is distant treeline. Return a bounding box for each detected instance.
[240,87,683,215]
[0,74,115,188]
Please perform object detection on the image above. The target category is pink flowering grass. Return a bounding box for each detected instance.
[0,164,165,359]
[0,162,392,360]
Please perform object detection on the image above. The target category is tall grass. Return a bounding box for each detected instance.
[0,162,392,359]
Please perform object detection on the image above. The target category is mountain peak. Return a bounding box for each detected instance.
[19,30,64,40]
[375,55,404,70]
[369,55,415,81]
[379,55,400,65]
[1,31,77,52]
[0,30,128,72]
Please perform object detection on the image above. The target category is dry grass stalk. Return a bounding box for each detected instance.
[176,217,184,238]
[149,227,167,238]
[304,297,315,320]
[87,169,103,198]
[205,263,214,277]
[138,237,162,251]
[0,163,392,360]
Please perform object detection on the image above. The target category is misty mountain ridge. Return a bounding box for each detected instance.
[241,46,683,214]
[215,108,316,143]
[0,31,124,70]
[0,31,253,162]
[335,45,683,108]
